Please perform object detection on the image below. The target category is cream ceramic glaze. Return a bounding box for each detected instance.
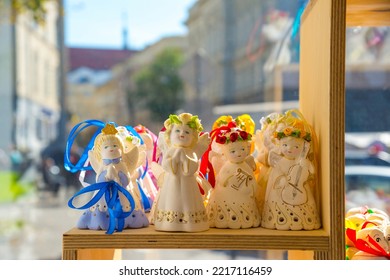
[151,113,210,232]
[207,139,261,229]
[260,110,321,230]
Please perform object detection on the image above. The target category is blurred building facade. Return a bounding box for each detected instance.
[66,47,135,125]
[0,1,63,162]
[65,0,303,133]
[66,36,187,133]
[113,36,187,132]
[180,0,301,129]
[0,2,14,159]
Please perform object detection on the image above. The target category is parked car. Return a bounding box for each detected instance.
[345,165,390,215]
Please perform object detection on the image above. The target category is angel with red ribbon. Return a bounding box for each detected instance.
[206,120,261,229]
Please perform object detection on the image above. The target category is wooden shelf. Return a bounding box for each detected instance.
[63,226,329,260]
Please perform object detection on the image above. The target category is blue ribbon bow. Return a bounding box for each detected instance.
[103,157,122,166]
[68,181,135,234]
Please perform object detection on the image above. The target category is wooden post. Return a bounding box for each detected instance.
[299,0,346,260]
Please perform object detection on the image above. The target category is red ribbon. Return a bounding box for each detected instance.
[346,228,390,259]
[199,122,238,188]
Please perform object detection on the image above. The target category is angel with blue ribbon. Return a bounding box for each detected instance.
[67,122,149,233]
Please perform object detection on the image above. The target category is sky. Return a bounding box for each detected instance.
[64,0,197,50]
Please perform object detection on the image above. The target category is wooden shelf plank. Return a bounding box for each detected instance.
[63,226,329,253]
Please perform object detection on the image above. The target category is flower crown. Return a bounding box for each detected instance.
[273,126,311,142]
[134,124,147,134]
[213,114,255,134]
[168,114,203,132]
[214,126,252,145]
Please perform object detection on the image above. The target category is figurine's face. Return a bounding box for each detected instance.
[101,138,122,159]
[224,141,250,163]
[170,124,194,147]
[280,136,304,160]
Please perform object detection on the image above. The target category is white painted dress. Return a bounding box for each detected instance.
[207,157,261,229]
[153,146,209,232]
[261,149,321,230]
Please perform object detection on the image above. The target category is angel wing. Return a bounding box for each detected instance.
[194,133,211,159]
[150,161,165,188]
[137,144,147,168]
[88,149,101,173]
[156,131,167,159]
[245,155,257,171]
[122,145,140,174]
[209,150,224,175]
[268,150,283,167]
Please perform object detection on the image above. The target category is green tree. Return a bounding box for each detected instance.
[0,0,56,24]
[133,47,184,122]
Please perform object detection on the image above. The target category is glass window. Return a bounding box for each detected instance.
[2,0,389,261]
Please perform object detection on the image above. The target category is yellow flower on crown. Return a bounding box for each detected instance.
[283,127,293,136]
[212,114,255,134]
[212,115,234,130]
[236,114,255,134]
[292,120,305,132]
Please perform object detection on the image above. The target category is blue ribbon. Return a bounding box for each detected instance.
[64,119,108,173]
[64,120,145,174]
[68,181,135,234]
[137,179,151,211]
[291,0,309,40]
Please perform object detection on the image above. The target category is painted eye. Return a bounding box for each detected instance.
[185,131,190,134]
[175,129,180,133]
[104,146,108,149]
[376,237,381,242]
[113,145,117,148]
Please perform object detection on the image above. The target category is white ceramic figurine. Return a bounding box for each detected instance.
[151,113,210,232]
[260,109,321,230]
[206,121,261,229]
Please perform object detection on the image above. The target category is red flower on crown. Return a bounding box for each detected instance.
[229,132,239,142]
[215,135,227,144]
[239,131,248,140]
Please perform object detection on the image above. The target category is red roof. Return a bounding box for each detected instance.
[68,47,136,71]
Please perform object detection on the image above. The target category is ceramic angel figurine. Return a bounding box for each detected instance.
[350,225,390,260]
[206,122,261,229]
[133,124,159,208]
[74,123,149,231]
[253,112,283,214]
[150,113,210,232]
[345,206,390,259]
[200,114,256,189]
[261,109,321,230]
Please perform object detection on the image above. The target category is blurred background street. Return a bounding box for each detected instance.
[0,188,79,260]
